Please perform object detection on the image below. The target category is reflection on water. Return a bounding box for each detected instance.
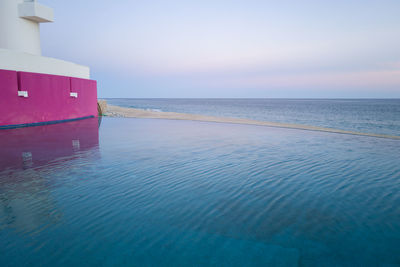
[0,118,100,171]
[0,118,100,234]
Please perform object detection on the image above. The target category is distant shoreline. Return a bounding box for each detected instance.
[105,104,400,140]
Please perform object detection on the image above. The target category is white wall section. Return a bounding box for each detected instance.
[0,49,90,79]
[0,0,91,78]
[18,1,54,23]
[0,0,53,55]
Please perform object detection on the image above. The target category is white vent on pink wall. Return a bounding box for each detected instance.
[18,91,28,97]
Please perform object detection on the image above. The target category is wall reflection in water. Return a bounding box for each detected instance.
[0,118,100,233]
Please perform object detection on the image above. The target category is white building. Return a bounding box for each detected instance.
[0,0,90,79]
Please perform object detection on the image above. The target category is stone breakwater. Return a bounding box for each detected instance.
[104,104,400,140]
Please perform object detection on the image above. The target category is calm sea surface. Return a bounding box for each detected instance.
[106,98,400,136]
[1,117,400,266]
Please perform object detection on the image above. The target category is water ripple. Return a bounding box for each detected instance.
[1,118,400,266]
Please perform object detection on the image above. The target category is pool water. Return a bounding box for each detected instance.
[1,117,400,266]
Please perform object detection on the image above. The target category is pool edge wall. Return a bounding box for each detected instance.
[0,69,98,128]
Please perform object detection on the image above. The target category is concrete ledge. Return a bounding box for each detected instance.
[0,116,95,130]
[0,48,90,79]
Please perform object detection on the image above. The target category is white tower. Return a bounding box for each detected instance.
[0,0,89,79]
[0,0,54,55]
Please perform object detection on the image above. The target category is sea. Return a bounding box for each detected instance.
[106,98,400,137]
[1,99,400,266]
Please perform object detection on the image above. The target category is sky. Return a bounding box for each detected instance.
[39,0,400,98]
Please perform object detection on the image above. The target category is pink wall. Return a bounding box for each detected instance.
[0,69,97,127]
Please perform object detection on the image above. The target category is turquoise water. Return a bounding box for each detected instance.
[106,98,400,136]
[1,117,400,266]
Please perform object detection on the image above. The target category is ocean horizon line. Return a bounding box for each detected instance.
[105,104,400,141]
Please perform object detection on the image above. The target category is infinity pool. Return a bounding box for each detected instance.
[1,117,399,266]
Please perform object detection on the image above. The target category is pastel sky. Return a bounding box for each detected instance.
[39,0,400,98]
